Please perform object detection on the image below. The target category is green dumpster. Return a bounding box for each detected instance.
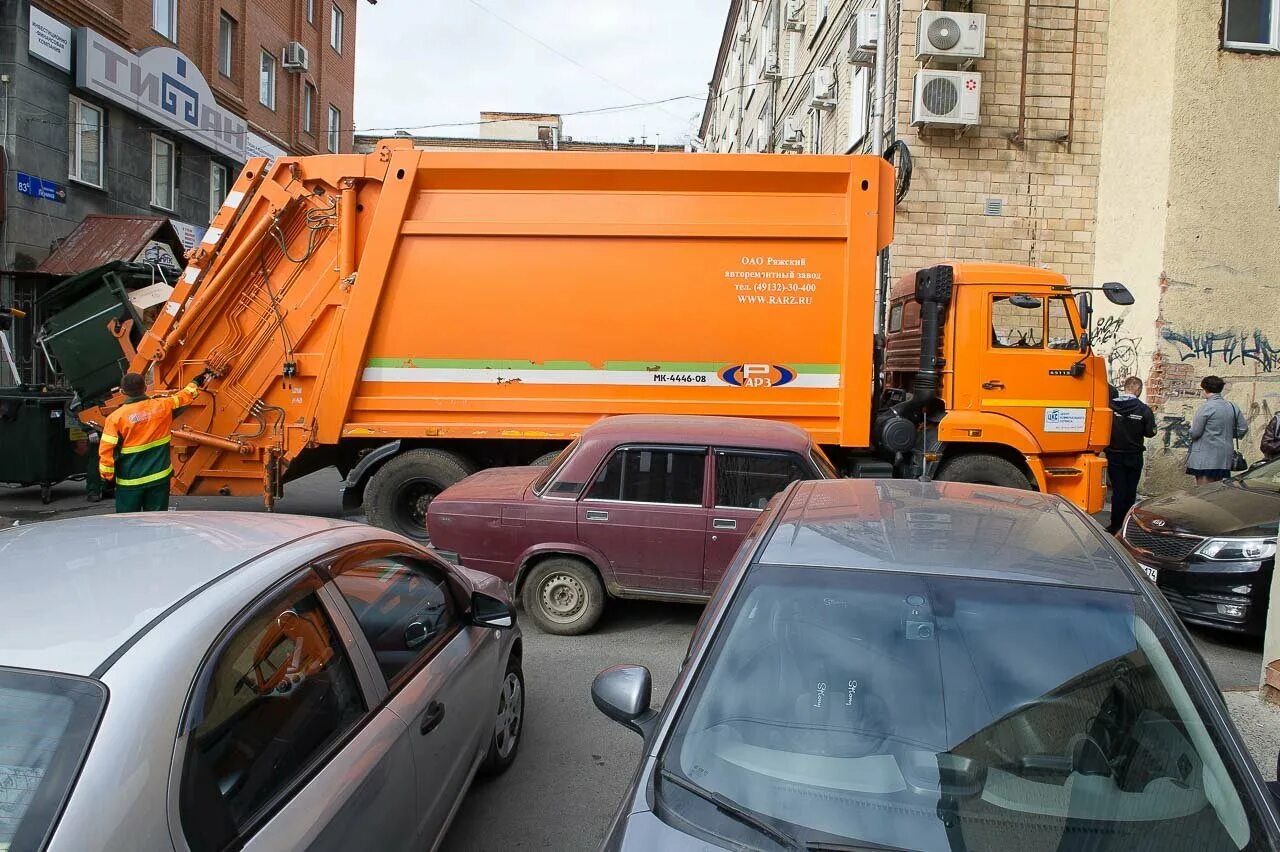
[0,385,77,502]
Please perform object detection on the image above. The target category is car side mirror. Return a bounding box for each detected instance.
[592,664,658,738]
[470,591,515,630]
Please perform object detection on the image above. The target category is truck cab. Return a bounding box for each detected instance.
[882,263,1112,512]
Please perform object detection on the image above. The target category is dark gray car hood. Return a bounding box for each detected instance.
[1133,481,1280,538]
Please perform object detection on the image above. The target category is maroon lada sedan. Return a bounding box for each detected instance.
[426,415,838,634]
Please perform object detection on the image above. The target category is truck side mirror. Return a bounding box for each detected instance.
[1009,294,1042,309]
[1102,282,1135,306]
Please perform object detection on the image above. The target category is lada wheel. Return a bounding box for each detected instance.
[522,558,605,635]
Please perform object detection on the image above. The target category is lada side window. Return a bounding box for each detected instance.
[586,447,705,506]
[991,295,1045,349]
[715,451,810,509]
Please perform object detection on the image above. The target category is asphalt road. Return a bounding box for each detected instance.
[1,467,1271,850]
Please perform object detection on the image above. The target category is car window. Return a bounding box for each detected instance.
[0,669,105,852]
[586,447,705,506]
[887,303,904,333]
[991,295,1045,349]
[180,575,365,851]
[533,439,580,495]
[1240,457,1280,492]
[660,566,1269,852]
[331,555,459,687]
[715,451,809,509]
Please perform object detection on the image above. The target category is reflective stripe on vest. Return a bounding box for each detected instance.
[100,433,119,446]
[119,435,172,455]
[116,467,173,487]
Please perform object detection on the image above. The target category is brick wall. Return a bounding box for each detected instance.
[40,0,357,152]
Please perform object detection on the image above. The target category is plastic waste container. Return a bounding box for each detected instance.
[0,386,77,502]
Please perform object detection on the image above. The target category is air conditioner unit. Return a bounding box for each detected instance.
[911,70,981,127]
[809,67,836,109]
[784,0,806,31]
[781,116,805,150]
[915,11,986,61]
[762,49,781,80]
[855,10,878,52]
[282,41,310,71]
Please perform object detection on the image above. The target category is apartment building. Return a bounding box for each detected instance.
[355,112,687,153]
[700,0,1108,283]
[1,0,360,270]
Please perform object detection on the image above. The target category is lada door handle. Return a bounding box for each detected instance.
[712,518,737,530]
[585,510,609,521]
[982,380,1005,390]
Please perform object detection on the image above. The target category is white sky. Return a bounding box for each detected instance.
[354,0,729,144]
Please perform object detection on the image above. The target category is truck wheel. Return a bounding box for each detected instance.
[530,450,562,467]
[364,449,475,542]
[936,454,1033,490]
[521,557,605,636]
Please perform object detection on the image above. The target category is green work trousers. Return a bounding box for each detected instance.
[114,478,171,513]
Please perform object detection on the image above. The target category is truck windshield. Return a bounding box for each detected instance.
[658,565,1270,852]
[0,669,105,851]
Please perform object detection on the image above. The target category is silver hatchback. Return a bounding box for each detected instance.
[0,512,523,852]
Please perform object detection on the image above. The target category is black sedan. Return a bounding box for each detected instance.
[1119,458,1280,635]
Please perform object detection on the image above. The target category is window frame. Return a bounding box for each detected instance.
[67,96,105,189]
[321,547,468,693]
[887,301,905,333]
[259,49,276,110]
[209,162,229,220]
[152,0,177,41]
[174,567,377,852]
[327,104,341,152]
[846,65,870,152]
[217,12,235,78]
[330,3,344,53]
[989,293,1048,351]
[306,0,316,25]
[581,444,710,508]
[1223,0,1280,51]
[711,448,817,511]
[150,134,176,211]
[302,81,316,134]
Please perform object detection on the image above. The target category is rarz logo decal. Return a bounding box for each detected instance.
[719,364,797,388]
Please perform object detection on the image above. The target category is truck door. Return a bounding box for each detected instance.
[974,294,1091,452]
[576,445,708,595]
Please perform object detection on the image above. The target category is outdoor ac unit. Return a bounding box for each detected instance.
[809,67,836,109]
[911,70,981,127]
[915,11,986,61]
[282,41,310,71]
[784,0,806,31]
[781,116,805,150]
[762,49,781,80]
[855,10,878,52]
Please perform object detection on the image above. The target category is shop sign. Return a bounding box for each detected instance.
[29,6,72,72]
[74,28,247,160]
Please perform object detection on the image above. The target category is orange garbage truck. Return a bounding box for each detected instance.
[70,140,1119,539]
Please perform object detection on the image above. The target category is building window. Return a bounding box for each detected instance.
[259,50,276,109]
[209,162,229,219]
[151,136,176,211]
[153,0,177,40]
[847,66,870,152]
[306,0,315,25]
[1224,0,1280,49]
[303,82,316,133]
[218,13,235,77]
[330,4,344,53]
[808,110,822,154]
[327,104,341,152]
[813,0,829,34]
[68,97,105,188]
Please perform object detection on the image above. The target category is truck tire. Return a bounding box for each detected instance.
[364,449,476,542]
[530,450,562,467]
[521,557,606,636]
[936,453,1033,490]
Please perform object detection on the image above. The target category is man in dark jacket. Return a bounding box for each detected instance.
[1263,411,1280,461]
[1107,376,1157,533]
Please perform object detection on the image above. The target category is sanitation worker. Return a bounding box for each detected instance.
[98,371,209,513]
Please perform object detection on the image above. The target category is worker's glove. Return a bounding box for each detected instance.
[88,432,100,445]
[193,370,216,387]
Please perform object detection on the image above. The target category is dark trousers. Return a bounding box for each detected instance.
[1106,452,1143,533]
[115,479,171,513]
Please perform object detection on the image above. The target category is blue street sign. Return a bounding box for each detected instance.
[16,172,67,203]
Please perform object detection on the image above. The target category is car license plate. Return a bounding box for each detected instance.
[1140,564,1158,583]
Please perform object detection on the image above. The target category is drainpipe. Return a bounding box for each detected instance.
[871,0,891,337]
[736,0,748,151]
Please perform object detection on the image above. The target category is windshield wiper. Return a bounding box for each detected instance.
[658,767,798,849]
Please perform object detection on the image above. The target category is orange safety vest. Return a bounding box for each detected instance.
[98,383,200,486]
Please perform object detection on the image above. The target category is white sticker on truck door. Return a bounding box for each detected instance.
[1044,407,1087,433]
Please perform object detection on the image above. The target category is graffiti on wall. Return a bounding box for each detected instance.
[1093,315,1142,383]
[1158,415,1191,452]
[1161,328,1280,373]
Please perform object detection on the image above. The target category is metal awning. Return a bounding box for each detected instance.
[36,216,185,276]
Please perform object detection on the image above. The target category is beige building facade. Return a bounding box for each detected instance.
[1092,0,1280,491]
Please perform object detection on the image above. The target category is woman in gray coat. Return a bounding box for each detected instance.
[1186,375,1248,485]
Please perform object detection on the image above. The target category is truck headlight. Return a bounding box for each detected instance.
[1196,538,1277,561]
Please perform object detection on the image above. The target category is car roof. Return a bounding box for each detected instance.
[583,414,812,452]
[757,479,1136,592]
[0,512,358,676]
